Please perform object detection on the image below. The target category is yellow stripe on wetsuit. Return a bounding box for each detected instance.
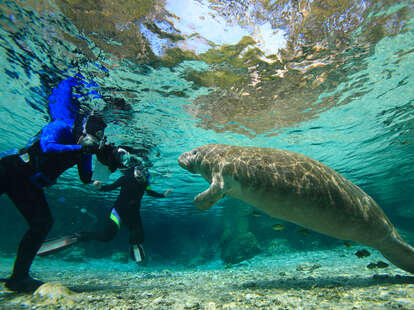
[110,209,121,229]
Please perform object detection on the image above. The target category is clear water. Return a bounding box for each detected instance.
[0,0,414,281]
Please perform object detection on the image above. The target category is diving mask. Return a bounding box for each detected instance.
[117,148,131,167]
[117,148,141,169]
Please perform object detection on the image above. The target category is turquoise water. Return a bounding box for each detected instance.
[0,0,414,276]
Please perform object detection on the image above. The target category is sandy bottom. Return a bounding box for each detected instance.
[1,247,414,309]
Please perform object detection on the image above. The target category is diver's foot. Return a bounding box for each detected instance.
[5,275,44,293]
[73,232,87,242]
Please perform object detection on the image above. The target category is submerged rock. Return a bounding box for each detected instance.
[296,262,322,272]
[32,282,79,307]
[220,231,261,264]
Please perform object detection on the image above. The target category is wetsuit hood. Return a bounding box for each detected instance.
[83,115,106,138]
[47,77,81,127]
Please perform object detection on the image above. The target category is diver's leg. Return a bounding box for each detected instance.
[78,208,119,242]
[124,207,146,264]
[0,155,20,195]
[128,210,144,245]
[6,181,53,292]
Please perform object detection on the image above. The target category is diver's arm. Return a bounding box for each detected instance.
[40,121,83,153]
[77,154,93,184]
[98,176,124,191]
[146,186,171,198]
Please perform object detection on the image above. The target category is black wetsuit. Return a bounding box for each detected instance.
[0,122,92,283]
[80,168,164,245]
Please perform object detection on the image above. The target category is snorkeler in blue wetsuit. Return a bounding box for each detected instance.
[0,75,107,292]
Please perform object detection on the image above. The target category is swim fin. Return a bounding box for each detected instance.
[130,243,145,264]
[37,234,79,256]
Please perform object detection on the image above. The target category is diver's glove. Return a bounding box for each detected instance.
[130,243,146,265]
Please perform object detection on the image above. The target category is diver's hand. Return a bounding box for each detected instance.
[163,189,172,197]
[93,180,102,190]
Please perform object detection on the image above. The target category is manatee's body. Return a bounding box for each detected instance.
[178,144,414,274]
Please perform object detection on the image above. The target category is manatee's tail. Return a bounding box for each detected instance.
[377,231,414,274]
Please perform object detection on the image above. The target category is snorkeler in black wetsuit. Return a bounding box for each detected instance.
[77,164,171,264]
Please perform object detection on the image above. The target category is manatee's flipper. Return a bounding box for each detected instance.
[378,232,414,274]
[194,173,224,210]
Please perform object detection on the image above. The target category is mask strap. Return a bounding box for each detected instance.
[81,115,89,135]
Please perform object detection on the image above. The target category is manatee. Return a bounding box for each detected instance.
[178,144,414,274]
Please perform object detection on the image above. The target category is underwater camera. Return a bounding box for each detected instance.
[95,142,140,172]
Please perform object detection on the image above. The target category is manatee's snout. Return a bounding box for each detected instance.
[178,149,199,173]
[178,152,189,169]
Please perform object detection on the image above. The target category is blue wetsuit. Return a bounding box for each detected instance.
[36,120,92,184]
[0,76,95,289]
